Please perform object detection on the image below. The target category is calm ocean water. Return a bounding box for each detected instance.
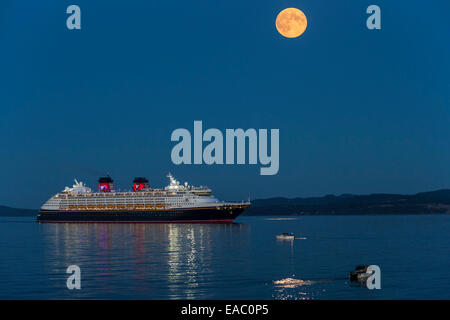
[0,215,449,299]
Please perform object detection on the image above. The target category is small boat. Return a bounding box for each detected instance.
[276,232,295,240]
[349,265,371,282]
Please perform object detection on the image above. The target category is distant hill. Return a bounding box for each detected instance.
[2,189,450,217]
[0,206,37,217]
[244,189,450,215]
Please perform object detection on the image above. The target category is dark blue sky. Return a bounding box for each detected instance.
[0,0,449,208]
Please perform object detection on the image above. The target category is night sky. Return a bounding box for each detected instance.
[0,0,449,208]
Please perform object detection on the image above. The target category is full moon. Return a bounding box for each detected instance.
[276,8,307,38]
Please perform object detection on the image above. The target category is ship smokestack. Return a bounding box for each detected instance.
[133,177,149,191]
[98,176,114,192]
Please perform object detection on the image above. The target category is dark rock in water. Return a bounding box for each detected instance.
[349,265,370,282]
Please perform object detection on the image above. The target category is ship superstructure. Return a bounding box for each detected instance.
[38,174,250,223]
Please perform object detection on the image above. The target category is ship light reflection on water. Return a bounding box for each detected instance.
[5,215,444,299]
[40,221,249,299]
[167,225,203,299]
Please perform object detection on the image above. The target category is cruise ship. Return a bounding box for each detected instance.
[37,174,250,223]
